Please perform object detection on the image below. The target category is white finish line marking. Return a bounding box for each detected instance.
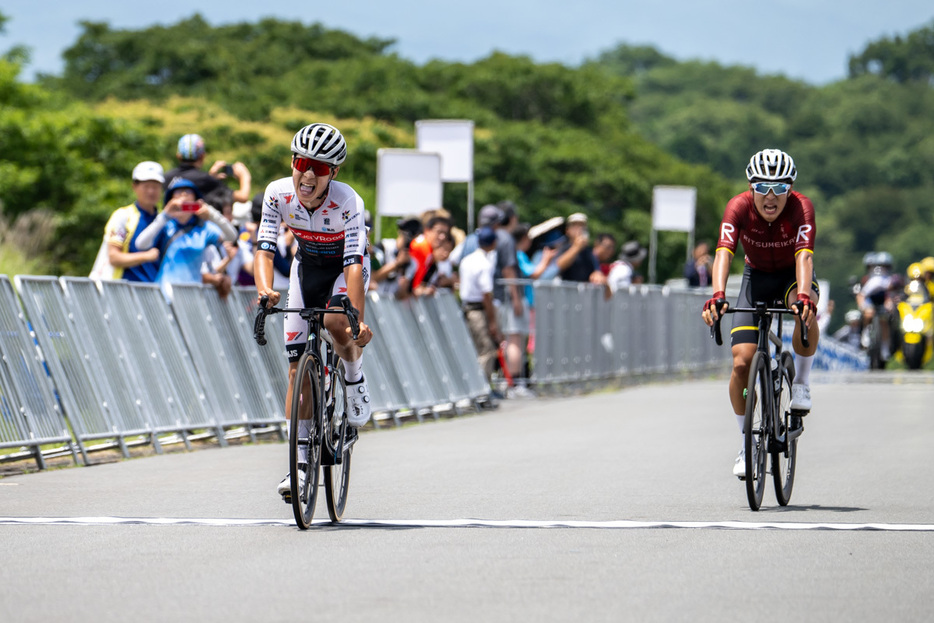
[1,517,934,531]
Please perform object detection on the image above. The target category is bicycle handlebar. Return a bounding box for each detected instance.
[710,304,809,349]
[253,294,362,346]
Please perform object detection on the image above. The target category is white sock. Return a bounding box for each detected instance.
[735,414,745,434]
[298,420,311,464]
[343,357,363,384]
[794,353,814,386]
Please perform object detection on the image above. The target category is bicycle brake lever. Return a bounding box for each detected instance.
[253,295,269,346]
[338,295,361,341]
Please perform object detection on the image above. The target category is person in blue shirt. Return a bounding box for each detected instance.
[135,178,238,301]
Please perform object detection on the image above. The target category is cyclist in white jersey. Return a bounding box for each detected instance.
[254,123,374,499]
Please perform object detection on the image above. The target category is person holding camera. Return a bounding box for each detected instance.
[557,213,606,285]
[135,177,238,301]
[164,133,252,203]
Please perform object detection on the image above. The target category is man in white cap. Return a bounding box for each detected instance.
[99,161,165,282]
[556,212,606,284]
[164,133,253,203]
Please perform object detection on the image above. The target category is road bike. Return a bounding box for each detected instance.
[712,301,809,511]
[254,294,361,529]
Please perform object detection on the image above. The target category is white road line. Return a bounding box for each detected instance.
[2,516,934,531]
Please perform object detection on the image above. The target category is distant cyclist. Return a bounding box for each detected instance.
[855,251,897,362]
[253,123,374,499]
[701,149,819,479]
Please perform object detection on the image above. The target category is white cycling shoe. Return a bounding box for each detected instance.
[790,384,811,411]
[733,446,759,480]
[733,449,746,480]
[345,375,371,428]
[277,469,305,499]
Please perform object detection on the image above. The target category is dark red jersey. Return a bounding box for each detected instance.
[715,190,815,272]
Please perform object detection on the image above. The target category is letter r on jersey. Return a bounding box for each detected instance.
[796,224,812,243]
[720,223,735,243]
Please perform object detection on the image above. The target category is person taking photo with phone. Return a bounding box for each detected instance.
[164,133,253,203]
[135,177,238,301]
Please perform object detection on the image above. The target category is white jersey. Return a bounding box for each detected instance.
[257,177,367,272]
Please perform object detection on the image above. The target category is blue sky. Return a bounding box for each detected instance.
[3,1,932,84]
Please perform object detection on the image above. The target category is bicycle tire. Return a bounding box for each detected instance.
[290,353,322,530]
[772,359,797,506]
[325,361,352,522]
[744,352,768,511]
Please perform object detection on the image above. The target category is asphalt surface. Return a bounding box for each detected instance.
[2,375,933,622]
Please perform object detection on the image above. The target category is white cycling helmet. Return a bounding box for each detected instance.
[745,149,797,182]
[291,123,347,166]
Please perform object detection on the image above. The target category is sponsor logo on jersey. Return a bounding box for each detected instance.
[342,209,351,222]
[328,201,339,210]
[286,331,303,342]
[291,229,345,243]
[284,194,294,204]
[324,218,330,225]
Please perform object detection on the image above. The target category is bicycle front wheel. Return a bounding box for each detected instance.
[290,353,322,530]
[744,352,768,511]
[772,356,798,506]
[325,363,352,522]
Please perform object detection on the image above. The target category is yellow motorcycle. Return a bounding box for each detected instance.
[896,270,934,370]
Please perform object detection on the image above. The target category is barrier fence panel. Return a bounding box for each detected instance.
[95,279,216,443]
[430,290,490,403]
[58,278,157,455]
[365,294,440,414]
[16,276,141,462]
[410,295,466,407]
[203,291,282,431]
[360,293,410,425]
[233,288,289,404]
[170,284,249,436]
[0,276,72,468]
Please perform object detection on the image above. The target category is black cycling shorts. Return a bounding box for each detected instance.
[730,264,820,347]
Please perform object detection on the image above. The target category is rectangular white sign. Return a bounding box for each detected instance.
[415,119,474,182]
[376,149,443,217]
[652,186,697,232]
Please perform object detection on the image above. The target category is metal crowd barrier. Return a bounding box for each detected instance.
[0,278,494,468]
[528,281,727,386]
[0,274,727,470]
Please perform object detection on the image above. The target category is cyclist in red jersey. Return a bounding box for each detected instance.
[701,149,819,479]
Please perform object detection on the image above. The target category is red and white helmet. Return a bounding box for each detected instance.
[745,149,797,182]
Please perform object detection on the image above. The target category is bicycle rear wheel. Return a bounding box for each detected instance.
[772,357,798,506]
[290,353,322,530]
[325,362,352,522]
[744,352,768,511]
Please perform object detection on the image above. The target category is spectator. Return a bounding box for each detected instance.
[407,236,456,298]
[557,213,606,285]
[164,133,253,203]
[372,217,419,297]
[451,204,503,265]
[96,161,165,282]
[593,233,618,276]
[135,178,238,301]
[833,309,864,350]
[684,241,713,288]
[202,186,241,282]
[607,241,648,293]
[527,216,567,282]
[458,227,502,387]
[402,214,452,295]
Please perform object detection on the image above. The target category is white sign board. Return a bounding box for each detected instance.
[652,186,697,232]
[415,120,474,182]
[376,149,443,218]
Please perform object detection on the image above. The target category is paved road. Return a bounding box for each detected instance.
[2,376,933,622]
